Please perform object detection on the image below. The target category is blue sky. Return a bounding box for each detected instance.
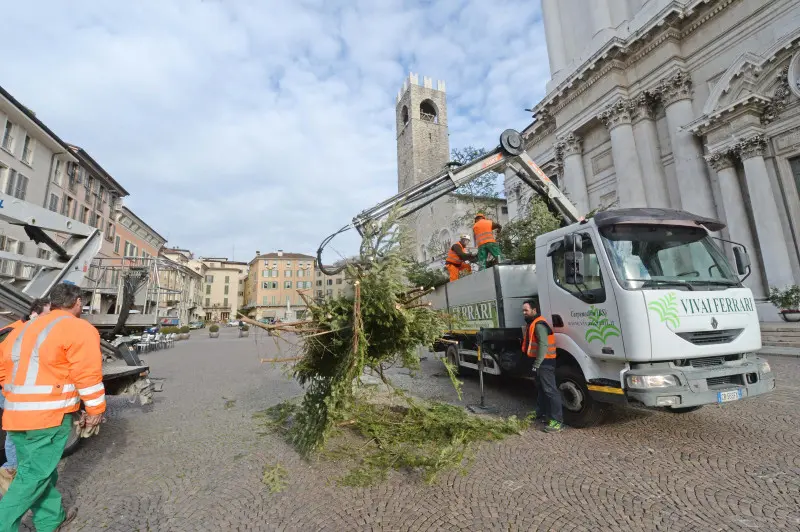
[2,0,549,263]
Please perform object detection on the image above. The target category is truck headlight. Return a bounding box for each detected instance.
[627,375,678,389]
[759,361,771,374]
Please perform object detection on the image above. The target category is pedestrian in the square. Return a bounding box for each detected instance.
[522,300,564,433]
[0,284,106,530]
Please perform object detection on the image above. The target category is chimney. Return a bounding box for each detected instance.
[256,250,260,257]
[277,250,283,257]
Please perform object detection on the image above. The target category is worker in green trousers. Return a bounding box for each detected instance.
[0,415,72,531]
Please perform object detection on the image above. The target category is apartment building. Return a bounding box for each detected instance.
[199,257,248,322]
[244,251,315,321]
[0,85,79,283]
[160,247,204,325]
[314,265,353,301]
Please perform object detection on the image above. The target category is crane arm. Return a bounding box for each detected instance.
[318,129,581,275]
[351,129,580,235]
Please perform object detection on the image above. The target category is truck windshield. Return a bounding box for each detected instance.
[599,224,740,291]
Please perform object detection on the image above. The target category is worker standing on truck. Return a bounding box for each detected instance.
[0,284,106,530]
[0,297,51,494]
[522,300,563,433]
[445,235,475,282]
[472,213,502,269]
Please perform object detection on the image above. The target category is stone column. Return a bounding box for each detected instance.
[735,135,795,288]
[657,72,717,217]
[705,151,764,296]
[599,100,648,207]
[630,94,673,208]
[541,0,567,75]
[555,133,589,215]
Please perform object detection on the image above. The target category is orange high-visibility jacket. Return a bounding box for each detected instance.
[446,243,466,266]
[473,219,497,246]
[522,316,556,359]
[0,309,106,431]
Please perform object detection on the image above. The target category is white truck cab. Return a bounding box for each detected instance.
[432,208,775,426]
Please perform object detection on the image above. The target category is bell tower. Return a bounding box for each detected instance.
[395,73,450,192]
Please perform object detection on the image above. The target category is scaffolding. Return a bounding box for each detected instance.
[82,255,197,329]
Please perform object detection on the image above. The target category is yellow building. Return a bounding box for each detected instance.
[199,257,248,322]
[244,251,315,321]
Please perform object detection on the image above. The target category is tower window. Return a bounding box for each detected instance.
[420,100,438,124]
[401,105,409,125]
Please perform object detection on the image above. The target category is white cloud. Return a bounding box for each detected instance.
[1,0,549,263]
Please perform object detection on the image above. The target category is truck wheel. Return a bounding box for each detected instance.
[62,412,84,457]
[663,406,703,414]
[445,345,463,376]
[555,364,607,428]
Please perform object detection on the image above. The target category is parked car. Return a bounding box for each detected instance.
[226,319,240,327]
[189,321,205,330]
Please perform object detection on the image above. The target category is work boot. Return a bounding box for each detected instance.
[0,468,15,495]
[56,507,78,531]
[543,420,564,433]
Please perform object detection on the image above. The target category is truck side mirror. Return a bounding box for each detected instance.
[565,250,584,284]
[733,247,750,276]
[564,234,582,253]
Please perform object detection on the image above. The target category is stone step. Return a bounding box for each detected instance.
[760,321,800,333]
[760,321,800,348]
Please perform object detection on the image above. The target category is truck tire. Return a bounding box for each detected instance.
[555,364,607,428]
[445,345,463,376]
[62,412,84,457]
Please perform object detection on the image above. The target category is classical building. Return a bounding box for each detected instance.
[0,85,79,284]
[515,0,800,320]
[314,264,354,302]
[243,251,316,321]
[395,73,507,264]
[198,257,248,322]
[159,248,204,325]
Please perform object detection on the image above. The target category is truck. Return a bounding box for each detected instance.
[0,192,154,457]
[321,129,776,427]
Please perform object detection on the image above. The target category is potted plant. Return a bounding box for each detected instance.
[239,324,250,338]
[209,324,220,338]
[179,325,191,339]
[768,285,800,322]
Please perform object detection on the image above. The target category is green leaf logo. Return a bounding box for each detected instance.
[584,306,621,345]
[648,292,680,329]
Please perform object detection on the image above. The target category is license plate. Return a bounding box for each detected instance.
[717,389,742,403]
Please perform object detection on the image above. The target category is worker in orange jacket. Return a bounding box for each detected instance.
[445,235,475,282]
[0,284,105,531]
[473,213,503,269]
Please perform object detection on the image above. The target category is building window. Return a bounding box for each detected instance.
[316,280,323,287]
[262,282,270,289]
[326,289,333,297]
[223,298,228,307]
[1,121,14,151]
[205,298,210,306]
[501,206,508,214]
[5,170,28,200]
[53,160,63,185]
[225,275,230,284]
[205,275,214,283]
[284,281,292,289]
[81,207,90,224]
[206,285,211,294]
[224,285,229,295]
[316,290,323,298]
[327,279,333,286]
[263,296,268,305]
[114,235,120,254]
[21,135,34,164]
[336,278,343,285]
[285,270,292,277]
[48,194,59,212]
[106,222,115,242]
[285,261,292,267]
[296,281,303,289]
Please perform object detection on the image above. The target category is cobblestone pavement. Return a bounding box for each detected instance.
[33,327,800,531]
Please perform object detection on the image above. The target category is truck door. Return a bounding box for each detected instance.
[545,231,626,360]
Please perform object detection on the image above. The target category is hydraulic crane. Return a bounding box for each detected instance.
[318,129,581,273]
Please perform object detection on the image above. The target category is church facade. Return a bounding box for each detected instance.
[509,0,800,320]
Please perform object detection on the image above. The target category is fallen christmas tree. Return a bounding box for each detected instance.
[248,213,530,485]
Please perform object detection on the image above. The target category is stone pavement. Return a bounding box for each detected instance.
[30,327,800,531]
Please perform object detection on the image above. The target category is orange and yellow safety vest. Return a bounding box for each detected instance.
[523,316,556,359]
[473,219,496,246]
[446,243,466,266]
[0,309,106,431]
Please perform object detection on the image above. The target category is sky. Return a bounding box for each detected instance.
[2,0,550,264]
